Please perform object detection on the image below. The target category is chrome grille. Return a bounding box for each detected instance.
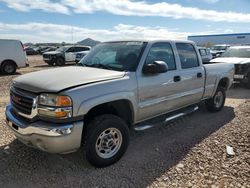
[10,89,34,115]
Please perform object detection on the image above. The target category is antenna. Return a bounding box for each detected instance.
[71,26,74,44]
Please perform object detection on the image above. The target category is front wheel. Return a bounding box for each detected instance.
[205,87,226,112]
[55,57,65,66]
[46,61,54,66]
[84,114,129,167]
[1,61,16,75]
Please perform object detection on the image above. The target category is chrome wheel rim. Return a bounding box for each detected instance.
[214,91,224,108]
[95,128,122,159]
[4,64,14,73]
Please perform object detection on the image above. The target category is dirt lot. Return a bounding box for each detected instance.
[0,55,249,188]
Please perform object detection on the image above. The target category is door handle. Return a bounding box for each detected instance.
[173,76,181,82]
[197,73,203,78]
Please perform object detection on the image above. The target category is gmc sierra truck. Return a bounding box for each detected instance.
[5,40,234,167]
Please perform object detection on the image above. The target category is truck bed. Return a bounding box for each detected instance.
[203,63,234,99]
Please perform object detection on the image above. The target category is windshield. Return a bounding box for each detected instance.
[78,42,147,71]
[211,46,228,51]
[56,46,67,52]
[221,48,250,58]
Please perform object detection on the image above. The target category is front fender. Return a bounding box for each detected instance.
[77,91,137,123]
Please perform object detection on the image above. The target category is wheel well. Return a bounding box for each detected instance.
[84,100,134,127]
[1,59,17,68]
[218,77,229,90]
[56,56,65,60]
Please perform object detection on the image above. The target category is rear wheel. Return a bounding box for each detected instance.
[205,87,226,112]
[84,114,129,167]
[55,57,65,66]
[1,61,16,75]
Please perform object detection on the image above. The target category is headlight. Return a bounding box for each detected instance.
[37,94,72,118]
[38,94,72,106]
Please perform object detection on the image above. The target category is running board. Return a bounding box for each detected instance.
[133,125,153,131]
[165,106,199,123]
[134,105,199,131]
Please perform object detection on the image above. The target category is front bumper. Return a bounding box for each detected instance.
[5,104,84,154]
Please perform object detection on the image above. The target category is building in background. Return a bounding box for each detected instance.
[188,33,250,47]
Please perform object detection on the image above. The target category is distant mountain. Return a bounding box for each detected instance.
[77,38,100,47]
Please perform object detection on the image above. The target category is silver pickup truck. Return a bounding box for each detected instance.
[5,40,234,167]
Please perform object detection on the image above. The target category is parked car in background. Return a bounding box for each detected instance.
[75,51,90,62]
[25,47,39,55]
[40,46,58,54]
[0,39,28,74]
[210,46,250,88]
[5,40,234,167]
[43,45,91,66]
[198,47,212,64]
[34,46,49,54]
[210,44,230,58]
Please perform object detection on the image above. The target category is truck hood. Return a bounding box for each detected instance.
[210,57,250,65]
[13,66,125,93]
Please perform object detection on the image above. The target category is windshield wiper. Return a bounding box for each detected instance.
[77,63,93,67]
[78,63,122,71]
[86,63,113,70]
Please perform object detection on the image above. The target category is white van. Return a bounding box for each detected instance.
[0,39,28,74]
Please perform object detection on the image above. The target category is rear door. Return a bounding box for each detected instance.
[175,42,205,105]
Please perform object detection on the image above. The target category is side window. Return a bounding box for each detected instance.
[145,42,176,71]
[176,43,199,69]
[66,47,75,53]
[83,47,90,51]
[199,49,207,56]
[74,47,81,52]
[76,47,90,52]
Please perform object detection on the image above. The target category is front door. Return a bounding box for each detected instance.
[137,42,182,121]
[65,47,75,61]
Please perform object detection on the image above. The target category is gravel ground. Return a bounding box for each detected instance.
[0,56,249,188]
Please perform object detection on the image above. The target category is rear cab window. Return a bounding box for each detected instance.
[176,43,200,69]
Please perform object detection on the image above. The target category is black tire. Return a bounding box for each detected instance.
[84,114,129,167]
[55,57,65,66]
[47,61,54,66]
[205,87,226,112]
[1,61,16,75]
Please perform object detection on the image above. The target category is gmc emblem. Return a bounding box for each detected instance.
[12,95,21,104]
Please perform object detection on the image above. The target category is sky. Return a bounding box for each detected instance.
[0,0,250,43]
